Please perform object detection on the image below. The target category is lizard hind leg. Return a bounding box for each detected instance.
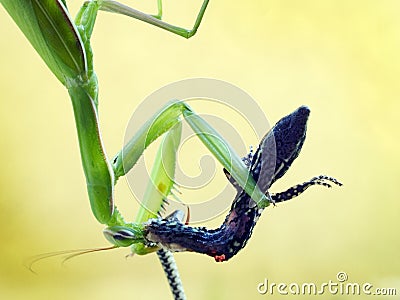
[271,175,342,203]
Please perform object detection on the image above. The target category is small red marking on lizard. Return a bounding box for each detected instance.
[185,205,190,225]
[214,254,226,262]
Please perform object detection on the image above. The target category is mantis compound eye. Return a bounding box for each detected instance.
[103,226,144,247]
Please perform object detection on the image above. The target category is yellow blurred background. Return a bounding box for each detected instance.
[1,0,399,299]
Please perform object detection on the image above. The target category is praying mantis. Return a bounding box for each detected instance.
[1,1,341,299]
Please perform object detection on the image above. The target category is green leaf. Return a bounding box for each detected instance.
[1,0,86,85]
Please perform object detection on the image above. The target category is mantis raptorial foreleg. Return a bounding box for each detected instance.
[112,100,270,207]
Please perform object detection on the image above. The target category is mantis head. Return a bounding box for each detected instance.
[103,225,145,248]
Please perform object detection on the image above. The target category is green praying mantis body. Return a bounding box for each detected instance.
[0,1,270,299]
[1,1,341,300]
